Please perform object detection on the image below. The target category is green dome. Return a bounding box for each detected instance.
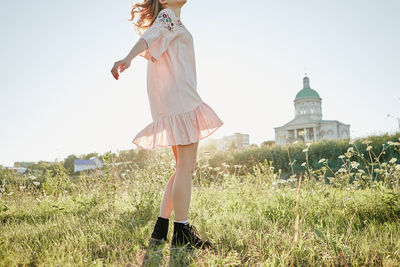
[295,88,320,100]
[295,76,321,100]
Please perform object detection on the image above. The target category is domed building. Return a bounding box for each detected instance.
[274,75,350,145]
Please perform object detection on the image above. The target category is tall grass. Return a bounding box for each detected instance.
[0,134,400,266]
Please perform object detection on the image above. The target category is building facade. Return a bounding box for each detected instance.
[216,132,250,150]
[275,76,350,145]
[74,156,103,173]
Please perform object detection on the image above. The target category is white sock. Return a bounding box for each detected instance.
[175,219,189,225]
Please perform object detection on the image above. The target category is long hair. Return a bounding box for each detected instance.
[128,0,163,35]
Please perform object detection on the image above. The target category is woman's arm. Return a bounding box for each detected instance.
[111,38,148,80]
[125,38,148,62]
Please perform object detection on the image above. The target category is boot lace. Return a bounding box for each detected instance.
[188,225,203,245]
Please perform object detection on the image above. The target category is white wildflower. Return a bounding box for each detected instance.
[301,162,307,167]
[345,152,352,158]
[28,175,37,180]
[347,147,354,153]
[338,155,345,159]
[389,158,397,164]
[338,168,347,173]
[366,146,372,151]
[302,148,309,153]
[350,161,360,169]
[395,165,400,171]
[33,181,40,186]
[381,162,387,168]
[318,158,326,164]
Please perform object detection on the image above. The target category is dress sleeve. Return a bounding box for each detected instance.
[139,9,181,62]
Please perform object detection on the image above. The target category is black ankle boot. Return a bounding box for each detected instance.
[151,216,169,241]
[171,222,214,250]
[141,217,169,267]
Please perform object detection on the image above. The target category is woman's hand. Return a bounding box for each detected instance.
[111,38,148,80]
[111,58,131,80]
[111,38,147,80]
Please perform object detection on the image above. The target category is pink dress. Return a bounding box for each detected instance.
[132,8,224,150]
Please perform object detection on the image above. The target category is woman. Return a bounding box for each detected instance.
[111,0,223,257]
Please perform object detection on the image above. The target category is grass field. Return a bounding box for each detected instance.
[1,140,400,266]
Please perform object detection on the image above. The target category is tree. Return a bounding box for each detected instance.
[63,154,78,174]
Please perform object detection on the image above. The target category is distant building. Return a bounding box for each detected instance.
[2,166,27,174]
[275,75,350,145]
[74,156,103,173]
[216,132,250,150]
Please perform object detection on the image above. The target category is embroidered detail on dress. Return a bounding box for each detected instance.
[157,11,175,31]
[177,18,185,29]
[156,10,185,31]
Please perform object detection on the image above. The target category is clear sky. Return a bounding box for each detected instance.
[1,0,399,166]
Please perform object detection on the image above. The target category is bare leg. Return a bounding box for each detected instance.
[172,141,199,221]
[159,145,178,218]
